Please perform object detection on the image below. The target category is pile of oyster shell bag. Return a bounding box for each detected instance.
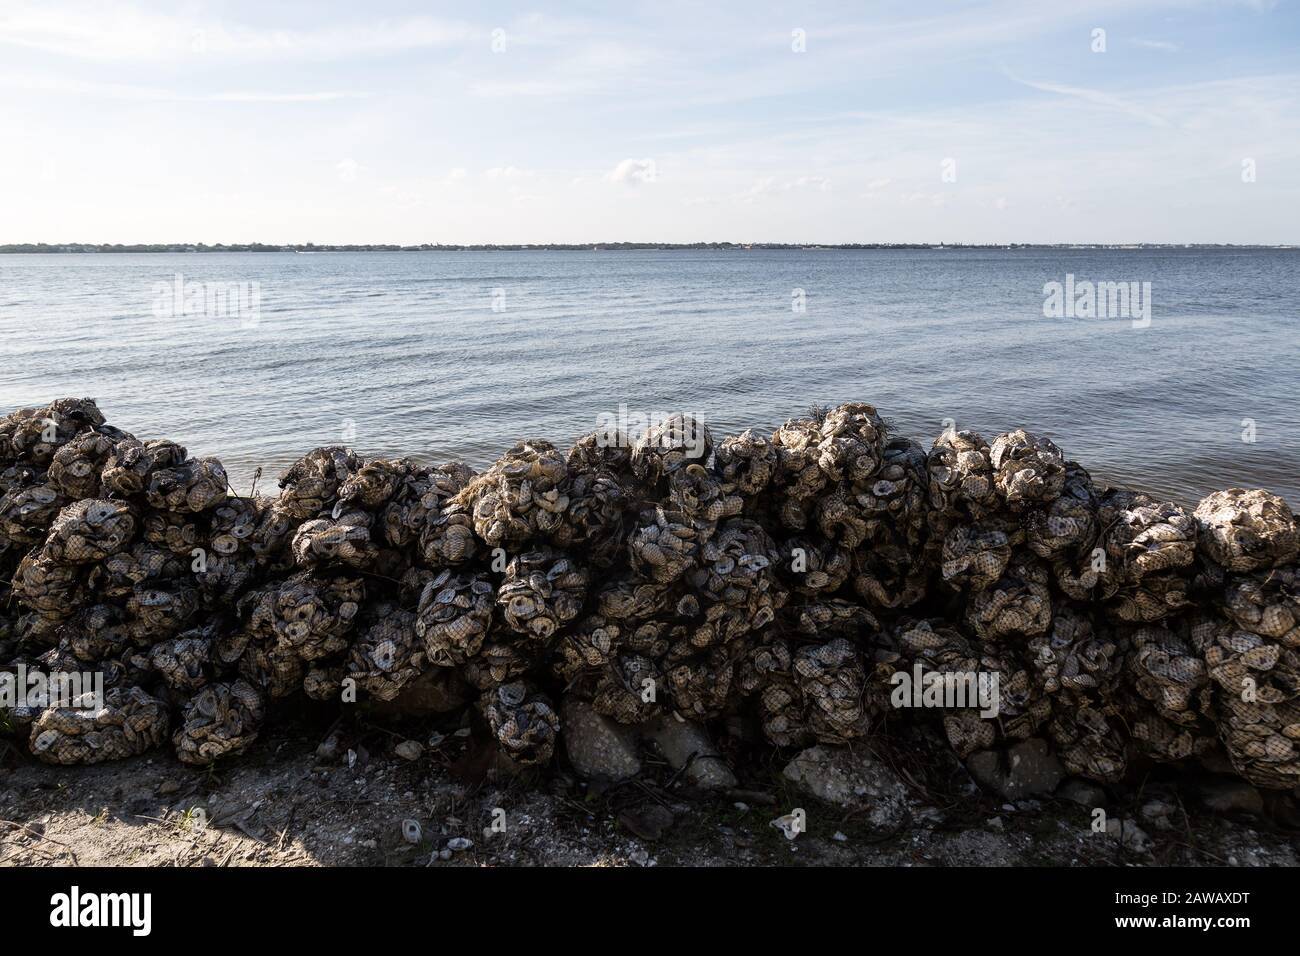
[1,397,1297,794]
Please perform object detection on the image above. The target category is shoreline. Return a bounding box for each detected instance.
[4,243,1299,254]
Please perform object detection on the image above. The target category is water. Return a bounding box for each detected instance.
[1,248,1297,506]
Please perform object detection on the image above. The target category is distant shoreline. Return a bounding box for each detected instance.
[1,242,1296,254]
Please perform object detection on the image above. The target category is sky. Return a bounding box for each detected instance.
[0,0,1296,244]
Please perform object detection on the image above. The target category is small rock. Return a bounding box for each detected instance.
[1196,777,1263,816]
[987,816,1004,831]
[1104,818,1152,853]
[733,802,749,813]
[361,839,377,849]
[156,779,180,796]
[1057,777,1108,808]
[562,698,641,780]
[438,848,452,860]
[447,837,474,852]
[401,819,422,844]
[315,734,341,762]
[1141,798,1177,831]
[966,739,1064,800]
[832,831,848,842]
[640,715,737,790]
[394,740,424,761]
[781,745,911,829]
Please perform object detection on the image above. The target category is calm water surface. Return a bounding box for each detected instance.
[1,248,1296,506]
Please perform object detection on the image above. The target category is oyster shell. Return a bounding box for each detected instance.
[0,398,106,467]
[0,482,67,555]
[414,569,494,666]
[630,414,713,491]
[459,440,568,549]
[989,429,1066,510]
[628,506,704,585]
[29,686,169,765]
[926,428,997,520]
[145,456,227,513]
[419,499,479,568]
[480,681,560,766]
[380,462,471,548]
[41,499,136,563]
[173,680,265,764]
[1195,489,1299,572]
[816,402,887,484]
[348,602,424,700]
[47,430,118,499]
[101,438,187,497]
[497,548,588,643]
[291,507,378,569]
[12,549,85,620]
[277,446,360,520]
[715,428,777,499]
[149,627,216,693]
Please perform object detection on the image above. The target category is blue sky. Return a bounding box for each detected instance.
[1,0,1296,243]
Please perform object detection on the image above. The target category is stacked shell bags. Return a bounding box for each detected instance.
[1192,489,1300,789]
[920,431,1068,750]
[5,394,1300,799]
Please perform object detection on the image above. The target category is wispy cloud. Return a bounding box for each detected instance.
[1002,69,1172,127]
[0,3,473,61]
[0,72,363,102]
[1130,38,1181,51]
[0,0,1294,244]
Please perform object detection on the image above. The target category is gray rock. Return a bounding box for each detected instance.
[966,739,1064,800]
[1141,798,1178,831]
[1197,777,1264,816]
[1057,777,1108,809]
[1104,818,1152,853]
[315,733,341,762]
[781,744,911,829]
[394,740,423,761]
[562,697,641,781]
[641,715,737,790]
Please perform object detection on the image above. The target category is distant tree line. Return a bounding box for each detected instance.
[0,241,1289,253]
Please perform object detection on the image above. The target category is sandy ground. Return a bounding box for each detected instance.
[2,711,1298,868]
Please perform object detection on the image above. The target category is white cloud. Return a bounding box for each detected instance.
[605,158,658,185]
[484,166,532,180]
[1130,38,1180,52]
[0,72,363,102]
[0,3,473,61]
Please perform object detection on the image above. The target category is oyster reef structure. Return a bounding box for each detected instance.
[2,397,1298,795]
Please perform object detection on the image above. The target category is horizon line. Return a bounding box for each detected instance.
[3,241,1298,252]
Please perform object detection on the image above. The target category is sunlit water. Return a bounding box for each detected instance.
[1,248,1296,506]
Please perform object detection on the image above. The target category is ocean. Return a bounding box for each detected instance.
[1,248,1296,506]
